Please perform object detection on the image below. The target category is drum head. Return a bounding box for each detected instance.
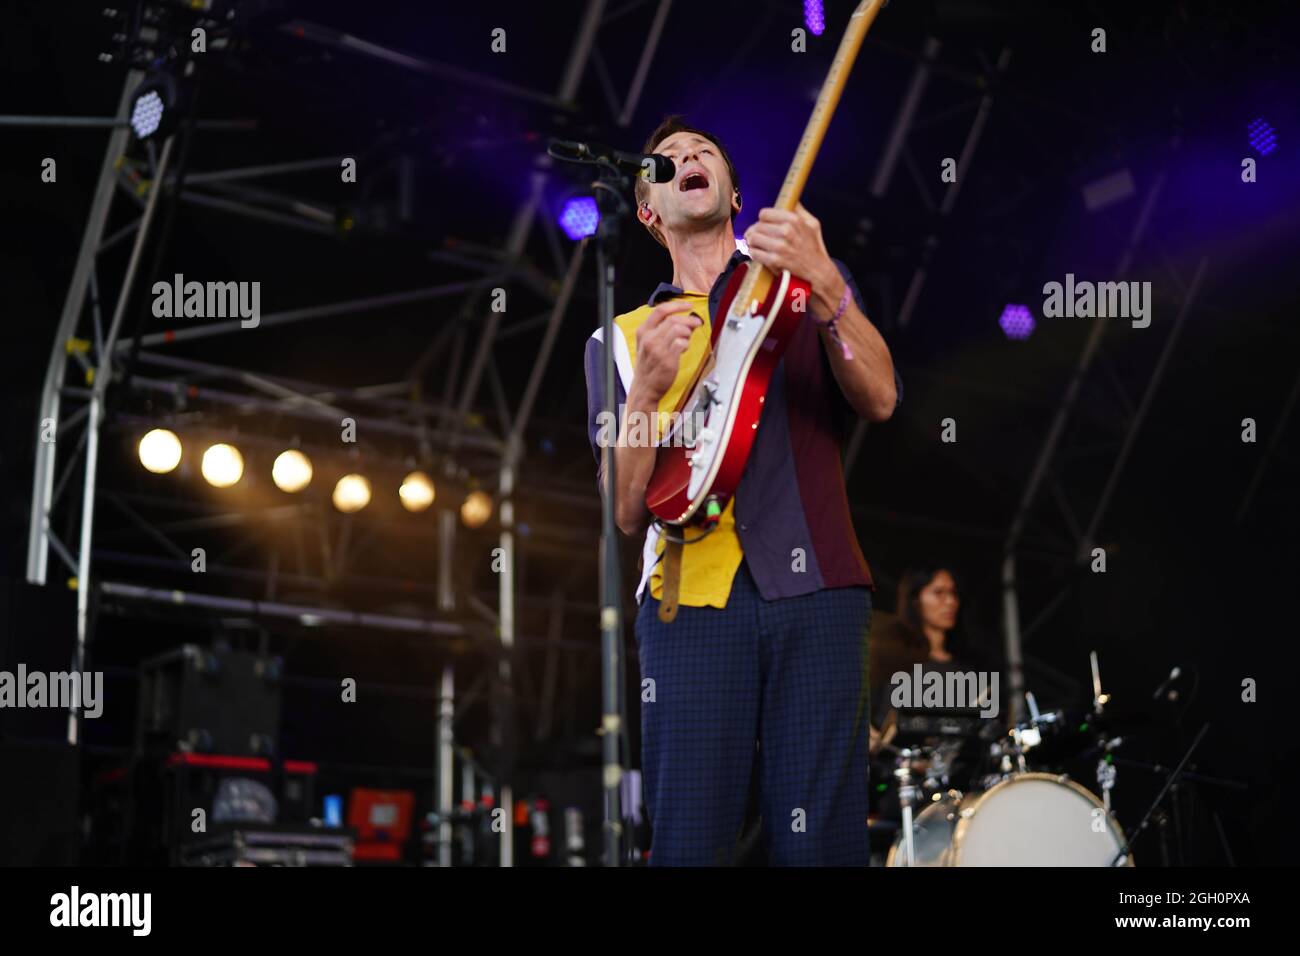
[951,773,1129,866]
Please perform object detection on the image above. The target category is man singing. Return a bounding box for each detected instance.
[583,116,900,865]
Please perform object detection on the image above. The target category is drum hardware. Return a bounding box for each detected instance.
[882,652,1138,866]
[1108,754,1247,865]
[1109,722,1210,867]
[885,787,963,868]
[1089,650,1111,712]
[1095,737,1122,812]
[892,746,926,867]
[875,652,1244,866]
[921,740,961,791]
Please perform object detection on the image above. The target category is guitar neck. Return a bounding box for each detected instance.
[733,0,884,312]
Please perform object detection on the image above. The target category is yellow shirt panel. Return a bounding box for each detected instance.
[614,293,744,609]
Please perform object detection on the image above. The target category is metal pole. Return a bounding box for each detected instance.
[870,36,940,197]
[558,0,606,104]
[0,115,254,131]
[279,19,577,112]
[118,278,494,350]
[452,0,601,421]
[1000,552,1025,725]
[177,189,337,234]
[1001,175,1166,722]
[1236,362,1300,524]
[454,171,547,419]
[618,0,672,126]
[595,219,626,867]
[498,462,516,867]
[439,510,458,615]
[68,133,173,745]
[507,243,585,451]
[98,581,468,635]
[939,47,1009,215]
[845,44,995,475]
[126,349,488,432]
[1078,258,1208,556]
[27,70,141,585]
[184,156,350,185]
[438,664,455,867]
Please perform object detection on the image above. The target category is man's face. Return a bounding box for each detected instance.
[641,131,737,240]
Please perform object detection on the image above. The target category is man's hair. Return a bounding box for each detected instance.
[634,115,741,249]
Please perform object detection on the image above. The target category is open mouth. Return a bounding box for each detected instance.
[679,169,710,192]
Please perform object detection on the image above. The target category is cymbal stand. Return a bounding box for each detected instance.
[893,747,924,867]
[1089,651,1119,812]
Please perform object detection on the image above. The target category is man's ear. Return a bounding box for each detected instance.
[733,189,743,215]
[639,202,655,225]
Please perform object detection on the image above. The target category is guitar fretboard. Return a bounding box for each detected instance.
[729,0,884,318]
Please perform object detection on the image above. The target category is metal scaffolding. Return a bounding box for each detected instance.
[19,0,1211,865]
[21,0,675,866]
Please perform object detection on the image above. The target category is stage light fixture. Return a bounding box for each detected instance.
[998,304,1035,340]
[803,0,826,36]
[201,443,244,488]
[399,471,435,512]
[129,72,180,142]
[138,428,182,474]
[333,474,372,513]
[1248,118,1277,156]
[460,490,493,529]
[272,449,313,493]
[559,197,599,240]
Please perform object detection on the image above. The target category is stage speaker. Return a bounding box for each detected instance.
[135,644,282,757]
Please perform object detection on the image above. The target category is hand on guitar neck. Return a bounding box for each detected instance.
[743,204,843,320]
[745,203,897,422]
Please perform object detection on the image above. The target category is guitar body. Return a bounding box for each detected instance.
[645,262,811,526]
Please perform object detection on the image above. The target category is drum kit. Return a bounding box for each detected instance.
[875,652,1136,867]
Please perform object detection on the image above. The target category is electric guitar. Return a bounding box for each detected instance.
[645,0,885,527]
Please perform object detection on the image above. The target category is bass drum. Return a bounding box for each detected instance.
[950,773,1131,866]
[884,791,961,867]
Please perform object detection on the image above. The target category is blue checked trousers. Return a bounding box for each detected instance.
[634,560,873,866]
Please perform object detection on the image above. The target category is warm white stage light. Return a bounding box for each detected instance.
[272,449,313,493]
[138,428,182,474]
[460,490,493,528]
[333,474,372,513]
[201,443,244,488]
[399,471,435,512]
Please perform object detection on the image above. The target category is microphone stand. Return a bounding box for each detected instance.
[595,163,638,867]
[551,142,638,866]
[1109,722,1210,867]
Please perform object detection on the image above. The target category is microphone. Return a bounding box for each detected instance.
[1152,666,1182,701]
[548,139,677,183]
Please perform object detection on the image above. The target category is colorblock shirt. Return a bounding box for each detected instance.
[583,244,900,607]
